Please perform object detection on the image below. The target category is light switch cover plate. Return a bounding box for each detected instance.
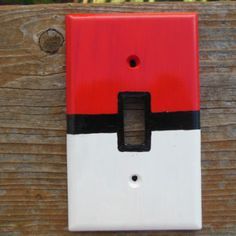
[66,13,201,231]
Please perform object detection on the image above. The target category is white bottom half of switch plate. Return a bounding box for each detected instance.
[67,130,202,231]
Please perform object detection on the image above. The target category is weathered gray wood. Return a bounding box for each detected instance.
[0,2,236,235]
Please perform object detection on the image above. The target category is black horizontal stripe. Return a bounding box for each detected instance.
[150,111,200,131]
[67,114,119,134]
[67,111,200,134]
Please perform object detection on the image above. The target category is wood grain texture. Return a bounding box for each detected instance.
[0,2,235,235]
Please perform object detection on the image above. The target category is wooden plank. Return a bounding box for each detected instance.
[0,2,236,235]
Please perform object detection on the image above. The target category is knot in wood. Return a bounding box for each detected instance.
[39,29,64,54]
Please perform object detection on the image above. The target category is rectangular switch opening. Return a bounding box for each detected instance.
[118,92,151,152]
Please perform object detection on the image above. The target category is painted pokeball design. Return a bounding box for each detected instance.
[66,13,201,231]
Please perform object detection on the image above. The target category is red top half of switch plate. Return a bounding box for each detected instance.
[66,13,199,114]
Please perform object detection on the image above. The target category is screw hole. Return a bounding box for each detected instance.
[127,55,140,68]
[131,175,138,182]
[130,59,137,67]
